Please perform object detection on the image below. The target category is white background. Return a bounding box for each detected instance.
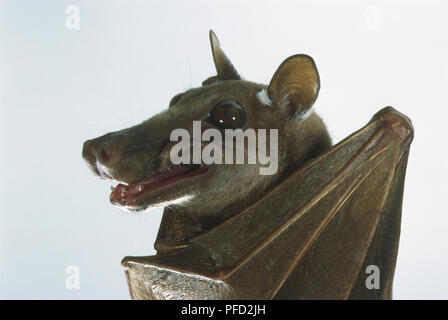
[0,0,447,299]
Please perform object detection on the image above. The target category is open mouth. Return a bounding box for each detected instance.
[109,164,208,207]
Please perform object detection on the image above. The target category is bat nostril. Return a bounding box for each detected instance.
[100,148,114,162]
[82,139,101,176]
[82,140,96,163]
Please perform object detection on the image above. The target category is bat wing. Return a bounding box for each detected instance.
[122,106,413,300]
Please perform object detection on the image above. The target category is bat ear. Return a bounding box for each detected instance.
[267,54,320,120]
[208,30,242,81]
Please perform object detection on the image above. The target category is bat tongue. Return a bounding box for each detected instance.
[110,164,207,206]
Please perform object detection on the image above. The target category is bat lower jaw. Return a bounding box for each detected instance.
[110,164,208,208]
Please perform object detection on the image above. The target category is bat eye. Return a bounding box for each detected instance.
[207,99,247,130]
[169,93,183,107]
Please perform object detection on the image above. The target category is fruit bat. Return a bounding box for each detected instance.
[82,31,413,299]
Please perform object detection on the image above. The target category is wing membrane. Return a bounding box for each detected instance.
[122,107,413,300]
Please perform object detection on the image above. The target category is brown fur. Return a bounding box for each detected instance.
[82,31,332,253]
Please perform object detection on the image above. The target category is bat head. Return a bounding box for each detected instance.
[82,31,331,237]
